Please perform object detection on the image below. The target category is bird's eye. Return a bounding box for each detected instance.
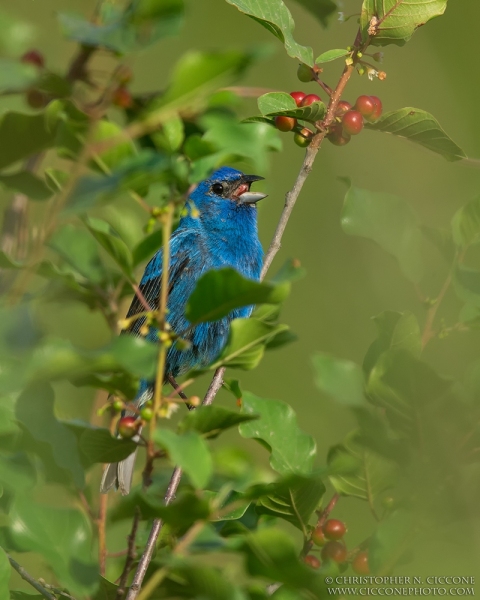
[212,183,224,195]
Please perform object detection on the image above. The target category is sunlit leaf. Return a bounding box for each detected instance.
[186,268,289,324]
[315,48,349,63]
[366,108,465,162]
[154,429,212,488]
[256,474,325,532]
[258,92,325,122]
[225,0,314,65]
[239,392,316,475]
[178,405,257,438]
[8,498,98,595]
[360,0,448,46]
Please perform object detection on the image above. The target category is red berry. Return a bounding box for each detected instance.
[342,110,364,136]
[112,86,133,108]
[297,63,314,82]
[294,128,312,148]
[367,95,383,122]
[300,94,321,107]
[327,124,351,147]
[323,519,347,540]
[304,555,321,569]
[336,100,352,116]
[321,541,347,564]
[311,526,328,546]
[354,95,376,118]
[352,551,370,575]
[117,416,140,439]
[21,49,45,69]
[290,91,306,106]
[275,115,296,132]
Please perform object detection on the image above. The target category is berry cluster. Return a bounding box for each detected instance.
[303,517,371,575]
[274,89,383,149]
[328,95,383,146]
[274,91,320,147]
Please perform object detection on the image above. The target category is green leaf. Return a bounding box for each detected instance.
[205,318,290,371]
[453,265,480,307]
[241,528,325,594]
[452,194,480,248]
[8,498,97,595]
[0,171,52,200]
[159,562,236,600]
[0,548,11,599]
[367,349,449,439]
[154,429,212,488]
[360,0,447,46]
[363,311,422,375]
[327,431,396,501]
[366,108,465,162]
[152,114,185,153]
[15,383,85,488]
[84,218,134,279]
[341,183,424,282]
[66,151,170,214]
[315,48,349,63]
[178,405,258,438]
[312,353,366,406]
[154,50,252,110]
[292,0,338,27]
[226,0,314,66]
[0,58,37,92]
[0,112,57,169]
[239,392,316,475]
[132,229,163,267]
[186,268,289,324]
[91,120,136,171]
[49,224,106,284]
[78,427,137,465]
[369,510,414,574]
[421,226,455,263]
[258,91,325,122]
[59,1,184,54]
[256,474,325,532]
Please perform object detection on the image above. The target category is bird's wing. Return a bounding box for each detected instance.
[124,229,198,337]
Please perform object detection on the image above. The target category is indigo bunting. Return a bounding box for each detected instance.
[101,166,266,494]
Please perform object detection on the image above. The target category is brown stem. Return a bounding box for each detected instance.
[7,554,57,600]
[98,493,108,576]
[301,493,340,558]
[116,507,141,598]
[421,271,453,349]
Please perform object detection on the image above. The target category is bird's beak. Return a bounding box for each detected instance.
[236,174,268,204]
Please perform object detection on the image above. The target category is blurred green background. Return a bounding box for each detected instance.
[2,0,480,587]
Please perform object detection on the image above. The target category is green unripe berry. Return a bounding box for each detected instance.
[140,407,154,421]
[297,63,314,82]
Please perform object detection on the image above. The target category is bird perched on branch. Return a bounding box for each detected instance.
[101,166,266,494]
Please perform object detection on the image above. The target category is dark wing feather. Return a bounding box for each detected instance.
[124,241,191,337]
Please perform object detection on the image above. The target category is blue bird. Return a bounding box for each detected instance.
[101,166,266,494]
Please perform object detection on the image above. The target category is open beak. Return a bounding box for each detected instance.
[235,174,268,205]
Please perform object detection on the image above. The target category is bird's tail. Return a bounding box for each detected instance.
[100,440,140,495]
[100,381,152,495]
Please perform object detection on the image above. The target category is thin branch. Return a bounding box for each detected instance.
[98,493,108,576]
[421,271,453,349]
[116,507,141,599]
[8,554,57,600]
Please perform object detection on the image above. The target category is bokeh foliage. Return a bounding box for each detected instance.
[0,0,479,598]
